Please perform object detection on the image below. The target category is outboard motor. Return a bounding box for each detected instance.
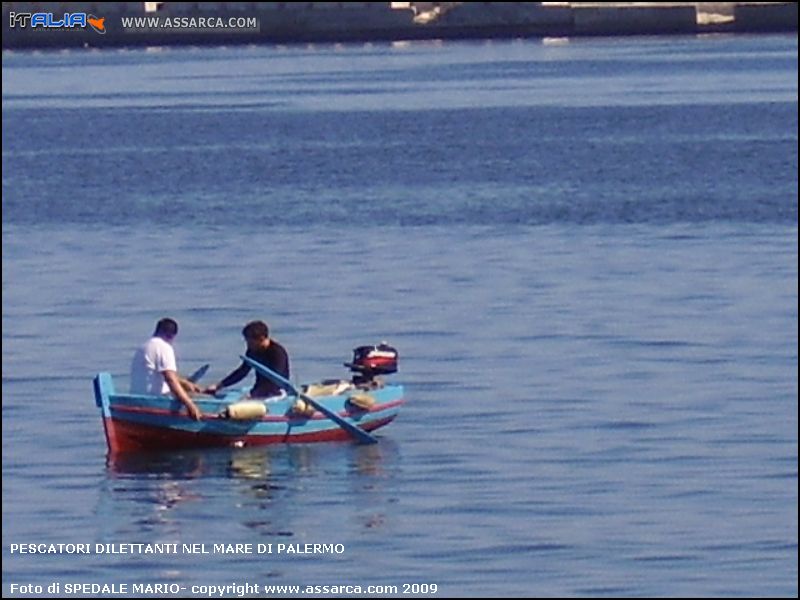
[345,342,398,385]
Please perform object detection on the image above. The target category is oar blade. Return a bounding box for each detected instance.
[187,363,210,383]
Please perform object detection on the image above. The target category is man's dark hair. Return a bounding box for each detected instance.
[154,318,179,338]
[242,320,269,340]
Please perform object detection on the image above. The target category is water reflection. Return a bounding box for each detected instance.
[226,447,272,480]
[107,442,399,480]
[350,443,385,478]
[100,441,400,537]
[107,449,210,479]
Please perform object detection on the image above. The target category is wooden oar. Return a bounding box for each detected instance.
[187,364,209,384]
[239,355,378,445]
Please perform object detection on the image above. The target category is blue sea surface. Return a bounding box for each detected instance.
[2,34,798,597]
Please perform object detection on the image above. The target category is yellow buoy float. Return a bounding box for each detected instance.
[223,401,267,420]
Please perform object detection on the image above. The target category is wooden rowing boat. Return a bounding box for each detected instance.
[92,372,404,453]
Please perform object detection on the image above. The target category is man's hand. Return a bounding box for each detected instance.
[165,370,203,420]
[185,400,203,421]
[180,378,202,394]
[203,383,220,395]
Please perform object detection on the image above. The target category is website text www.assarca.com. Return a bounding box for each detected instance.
[120,16,259,33]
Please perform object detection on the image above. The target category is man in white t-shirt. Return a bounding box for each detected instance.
[130,318,203,421]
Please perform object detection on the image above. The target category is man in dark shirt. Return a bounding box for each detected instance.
[204,320,290,398]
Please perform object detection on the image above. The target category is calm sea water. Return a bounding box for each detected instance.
[2,34,798,598]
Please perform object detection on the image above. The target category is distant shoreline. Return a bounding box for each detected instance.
[2,2,797,50]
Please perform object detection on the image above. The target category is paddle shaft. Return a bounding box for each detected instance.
[239,355,378,445]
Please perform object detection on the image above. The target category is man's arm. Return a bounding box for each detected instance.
[178,375,202,394]
[203,362,250,395]
[164,370,202,420]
